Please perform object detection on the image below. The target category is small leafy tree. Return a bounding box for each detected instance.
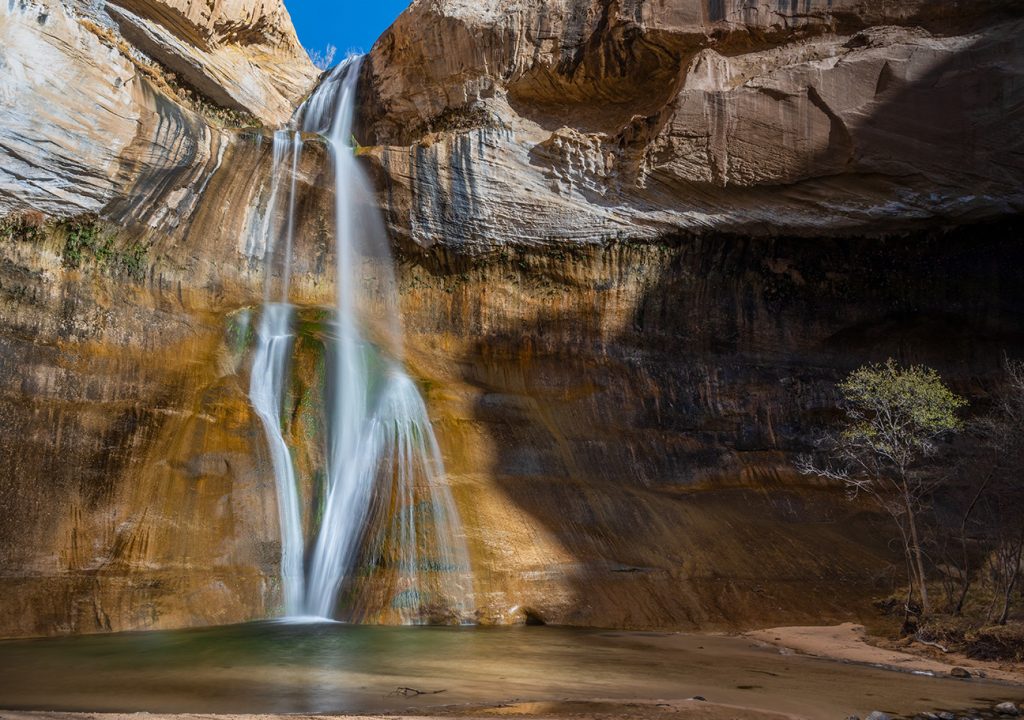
[798,359,967,617]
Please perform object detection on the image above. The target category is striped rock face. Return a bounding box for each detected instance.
[0,0,317,219]
[359,0,1023,249]
[0,0,1022,638]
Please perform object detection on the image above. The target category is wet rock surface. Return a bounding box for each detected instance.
[3,212,1022,636]
[392,223,1024,629]
[0,129,336,635]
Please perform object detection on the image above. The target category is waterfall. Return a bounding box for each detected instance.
[247,57,475,624]
[249,302,303,616]
[249,131,304,617]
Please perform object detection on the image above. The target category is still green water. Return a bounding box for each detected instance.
[0,622,1020,717]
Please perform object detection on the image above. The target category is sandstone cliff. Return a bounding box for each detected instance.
[361,0,1024,249]
[0,0,317,219]
[0,0,328,634]
[0,0,1022,637]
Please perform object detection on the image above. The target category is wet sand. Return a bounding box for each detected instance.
[746,623,1024,685]
[0,703,805,720]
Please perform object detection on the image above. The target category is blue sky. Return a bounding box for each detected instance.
[286,1,412,65]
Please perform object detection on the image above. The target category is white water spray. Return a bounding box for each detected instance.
[249,302,303,616]
[249,131,304,616]
[248,58,474,624]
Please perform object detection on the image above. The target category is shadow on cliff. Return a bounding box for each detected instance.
[446,220,1024,629]
[408,8,1024,628]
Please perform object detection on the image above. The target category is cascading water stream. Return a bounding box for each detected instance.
[249,302,303,616]
[249,131,304,617]
[303,62,372,617]
[247,57,474,624]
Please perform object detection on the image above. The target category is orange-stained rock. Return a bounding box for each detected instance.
[1,211,1022,636]
[1,0,1023,638]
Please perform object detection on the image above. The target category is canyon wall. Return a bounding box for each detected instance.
[0,138,339,633]
[0,0,1022,636]
[360,0,1023,248]
[0,0,327,633]
[0,0,317,219]
[396,224,1024,628]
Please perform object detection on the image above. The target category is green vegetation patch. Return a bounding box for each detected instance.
[61,215,148,279]
[0,212,150,280]
[0,211,47,244]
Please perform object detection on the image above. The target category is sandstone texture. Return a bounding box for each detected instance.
[0,142,337,634]
[0,0,1022,638]
[104,0,317,123]
[361,0,1024,249]
[0,0,329,634]
[0,0,316,218]
[394,224,1024,629]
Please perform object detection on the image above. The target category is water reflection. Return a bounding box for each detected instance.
[0,623,1020,717]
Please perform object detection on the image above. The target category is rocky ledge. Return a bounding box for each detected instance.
[360,0,1024,250]
[0,0,317,219]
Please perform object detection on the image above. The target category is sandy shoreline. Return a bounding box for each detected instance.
[745,623,1023,685]
[0,702,805,720]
